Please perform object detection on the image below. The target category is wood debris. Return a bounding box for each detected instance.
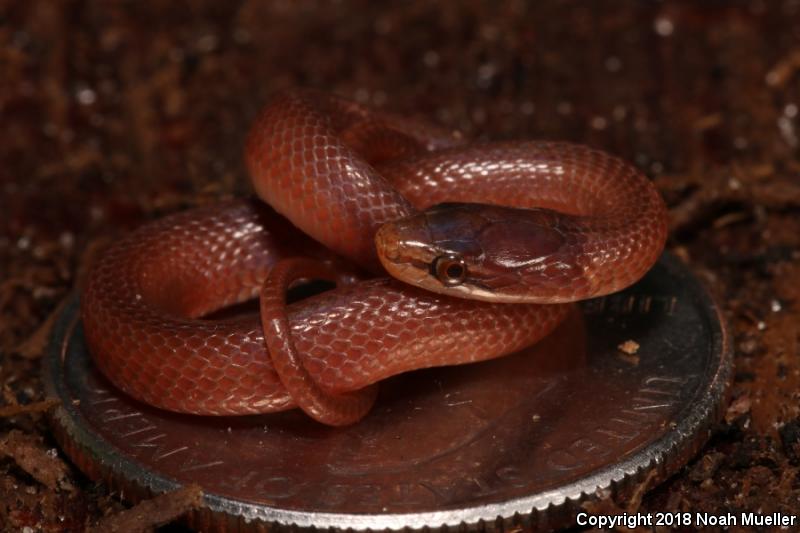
[88,485,204,533]
[0,430,72,491]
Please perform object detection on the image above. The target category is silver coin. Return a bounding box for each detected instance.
[43,253,730,531]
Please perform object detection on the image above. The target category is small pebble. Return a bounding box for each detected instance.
[618,340,640,355]
[654,16,674,36]
[76,86,97,106]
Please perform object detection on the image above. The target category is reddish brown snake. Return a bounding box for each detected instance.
[81,91,668,425]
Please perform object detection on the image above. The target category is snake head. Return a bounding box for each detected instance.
[375,203,576,303]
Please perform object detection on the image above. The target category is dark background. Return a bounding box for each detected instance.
[2,1,800,531]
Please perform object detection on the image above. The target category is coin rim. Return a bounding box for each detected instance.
[43,253,731,531]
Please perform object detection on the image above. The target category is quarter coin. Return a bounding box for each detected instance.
[44,254,730,531]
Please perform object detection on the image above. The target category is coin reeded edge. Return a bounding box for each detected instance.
[43,253,731,532]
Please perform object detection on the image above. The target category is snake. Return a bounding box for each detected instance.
[81,90,668,426]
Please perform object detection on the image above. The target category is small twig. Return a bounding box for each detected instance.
[14,296,69,359]
[625,469,659,514]
[766,48,800,87]
[661,170,800,235]
[88,485,204,533]
[0,399,61,418]
[0,429,72,491]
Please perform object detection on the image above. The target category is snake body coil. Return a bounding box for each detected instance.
[81,91,668,425]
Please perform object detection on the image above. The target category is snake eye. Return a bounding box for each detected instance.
[432,254,467,286]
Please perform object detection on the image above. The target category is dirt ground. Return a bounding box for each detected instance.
[2,1,800,531]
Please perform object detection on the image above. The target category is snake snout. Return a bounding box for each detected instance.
[374,223,401,263]
[375,216,441,289]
